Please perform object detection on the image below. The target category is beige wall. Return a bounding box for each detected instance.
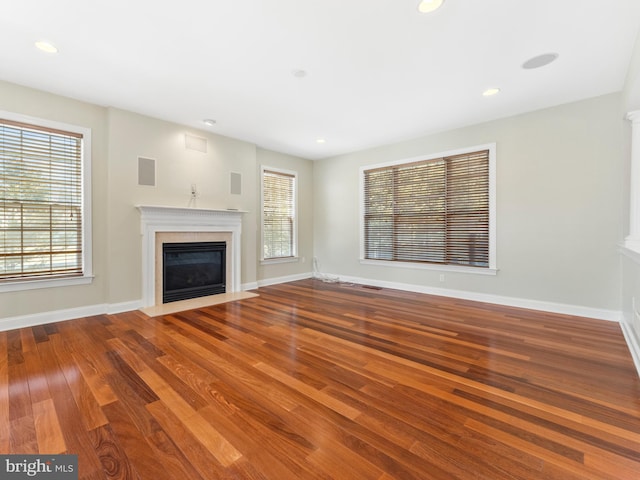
[0,81,109,319]
[256,148,314,283]
[105,108,259,303]
[0,77,632,326]
[313,93,624,313]
[0,82,312,323]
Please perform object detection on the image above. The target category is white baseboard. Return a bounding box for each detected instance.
[0,273,315,332]
[329,273,639,377]
[1,273,628,369]
[0,304,107,332]
[107,300,144,315]
[0,300,143,332]
[256,272,313,288]
[241,281,259,291]
[327,273,622,322]
[620,315,640,379]
[0,273,313,332]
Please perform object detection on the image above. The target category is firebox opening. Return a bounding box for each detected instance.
[162,241,226,303]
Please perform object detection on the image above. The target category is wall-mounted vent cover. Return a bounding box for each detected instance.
[230,172,242,195]
[185,134,207,153]
[138,157,156,186]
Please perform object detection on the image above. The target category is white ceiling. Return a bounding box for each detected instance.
[1,0,639,160]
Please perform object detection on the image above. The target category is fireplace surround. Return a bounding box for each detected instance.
[137,205,244,308]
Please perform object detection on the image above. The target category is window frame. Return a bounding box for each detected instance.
[260,165,298,264]
[0,110,93,293]
[625,110,640,254]
[359,143,497,275]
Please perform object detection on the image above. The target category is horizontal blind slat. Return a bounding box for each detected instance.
[262,170,295,259]
[1,120,84,280]
[364,149,489,267]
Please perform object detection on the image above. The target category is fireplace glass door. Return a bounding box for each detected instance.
[162,241,226,303]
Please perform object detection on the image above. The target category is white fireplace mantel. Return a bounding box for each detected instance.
[137,205,246,307]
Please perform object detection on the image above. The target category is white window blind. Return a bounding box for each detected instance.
[363,149,489,268]
[262,168,296,260]
[0,119,84,281]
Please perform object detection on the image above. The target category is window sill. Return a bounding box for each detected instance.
[0,274,94,293]
[261,257,299,265]
[360,259,498,276]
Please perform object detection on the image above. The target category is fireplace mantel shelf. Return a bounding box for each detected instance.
[137,205,249,215]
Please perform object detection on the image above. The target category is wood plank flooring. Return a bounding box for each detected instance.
[2,278,640,479]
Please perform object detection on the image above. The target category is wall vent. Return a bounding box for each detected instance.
[230,172,242,195]
[138,157,156,186]
[185,134,207,153]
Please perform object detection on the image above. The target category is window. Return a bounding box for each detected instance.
[0,113,92,289]
[261,167,297,261]
[361,145,495,272]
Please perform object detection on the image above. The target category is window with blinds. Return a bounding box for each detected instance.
[363,149,490,268]
[262,168,297,260]
[0,118,84,281]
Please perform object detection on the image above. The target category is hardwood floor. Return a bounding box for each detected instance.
[2,279,640,479]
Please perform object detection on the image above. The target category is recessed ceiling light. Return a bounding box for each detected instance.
[482,88,501,97]
[522,53,559,70]
[316,138,326,144]
[34,41,58,54]
[203,119,216,127]
[418,0,445,14]
[292,69,308,78]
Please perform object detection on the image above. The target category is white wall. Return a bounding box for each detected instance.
[623,30,640,113]
[313,93,624,317]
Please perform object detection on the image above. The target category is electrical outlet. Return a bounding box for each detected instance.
[439,274,445,282]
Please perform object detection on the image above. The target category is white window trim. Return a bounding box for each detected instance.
[0,110,93,293]
[260,165,299,264]
[359,143,497,275]
[260,256,300,265]
[625,110,640,254]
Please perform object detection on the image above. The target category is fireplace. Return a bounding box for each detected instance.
[163,241,226,303]
[137,205,245,308]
